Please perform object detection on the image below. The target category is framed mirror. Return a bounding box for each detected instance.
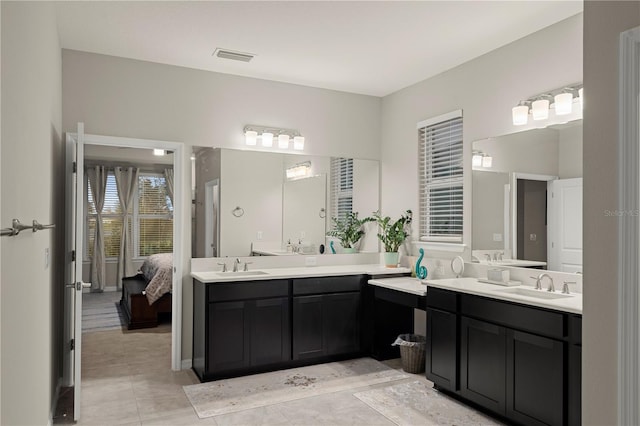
[471,120,582,272]
[192,148,380,258]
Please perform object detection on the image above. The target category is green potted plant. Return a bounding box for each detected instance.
[326,212,374,253]
[372,210,413,267]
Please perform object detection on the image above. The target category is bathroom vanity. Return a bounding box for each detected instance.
[422,278,582,426]
[191,264,410,381]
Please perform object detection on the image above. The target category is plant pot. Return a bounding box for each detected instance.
[384,251,399,267]
[342,247,357,254]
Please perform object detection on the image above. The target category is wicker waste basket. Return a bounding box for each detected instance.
[392,334,426,374]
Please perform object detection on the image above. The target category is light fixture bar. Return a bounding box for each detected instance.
[243,125,304,150]
[512,83,583,126]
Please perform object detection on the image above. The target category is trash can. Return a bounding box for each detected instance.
[392,334,426,374]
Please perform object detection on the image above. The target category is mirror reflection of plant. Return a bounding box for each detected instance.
[372,210,413,253]
[326,212,375,249]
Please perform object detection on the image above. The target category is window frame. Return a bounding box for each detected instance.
[417,110,464,244]
[84,169,173,261]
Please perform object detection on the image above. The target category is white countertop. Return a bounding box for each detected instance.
[191,264,411,283]
[368,276,581,314]
[367,277,427,296]
[473,259,547,268]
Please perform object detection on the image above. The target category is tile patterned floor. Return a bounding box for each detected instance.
[78,325,501,425]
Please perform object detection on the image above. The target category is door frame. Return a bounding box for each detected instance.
[64,131,184,378]
[509,172,557,260]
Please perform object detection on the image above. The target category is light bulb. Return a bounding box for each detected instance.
[482,155,493,168]
[261,132,273,147]
[554,93,573,115]
[153,149,165,156]
[293,136,305,150]
[512,105,529,126]
[472,154,483,167]
[579,88,584,109]
[245,130,257,146]
[532,99,550,120]
[278,134,290,149]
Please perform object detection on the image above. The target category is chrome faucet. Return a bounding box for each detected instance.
[484,254,492,263]
[233,258,241,272]
[243,261,252,272]
[538,272,554,292]
[562,281,576,295]
[217,262,227,272]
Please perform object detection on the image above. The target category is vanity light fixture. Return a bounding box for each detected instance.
[286,161,312,179]
[472,150,492,168]
[243,125,304,150]
[512,83,583,126]
[153,149,166,156]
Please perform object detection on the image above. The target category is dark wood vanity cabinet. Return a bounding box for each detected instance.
[425,288,458,391]
[193,279,291,381]
[427,288,581,426]
[292,276,363,360]
[193,275,365,382]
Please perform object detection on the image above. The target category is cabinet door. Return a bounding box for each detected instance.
[506,330,564,426]
[324,292,361,356]
[426,308,457,391]
[292,295,325,360]
[208,301,250,372]
[568,344,581,426]
[250,297,291,367]
[460,316,506,414]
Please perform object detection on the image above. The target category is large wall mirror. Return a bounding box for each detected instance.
[192,148,380,258]
[471,120,583,273]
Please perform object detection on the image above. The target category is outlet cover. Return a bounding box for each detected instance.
[530,233,537,241]
[305,256,317,267]
[257,231,263,240]
[493,233,503,242]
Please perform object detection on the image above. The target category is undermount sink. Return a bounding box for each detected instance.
[215,270,270,277]
[495,287,573,299]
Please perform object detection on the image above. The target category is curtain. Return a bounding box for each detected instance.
[164,168,174,205]
[87,166,107,292]
[114,166,139,288]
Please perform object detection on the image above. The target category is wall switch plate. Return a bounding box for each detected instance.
[305,256,317,267]
[257,231,263,240]
[530,233,537,241]
[493,233,503,242]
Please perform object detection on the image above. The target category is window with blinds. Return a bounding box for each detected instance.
[418,111,463,242]
[330,157,354,222]
[86,171,173,259]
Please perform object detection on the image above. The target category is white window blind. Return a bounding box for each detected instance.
[418,111,463,242]
[86,170,173,259]
[330,157,353,222]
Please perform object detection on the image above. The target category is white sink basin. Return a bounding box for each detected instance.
[495,287,573,299]
[215,270,270,277]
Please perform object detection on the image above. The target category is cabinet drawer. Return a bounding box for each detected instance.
[426,287,457,312]
[460,294,564,339]
[293,276,362,295]
[208,280,289,302]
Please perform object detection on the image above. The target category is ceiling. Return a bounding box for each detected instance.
[55,1,583,97]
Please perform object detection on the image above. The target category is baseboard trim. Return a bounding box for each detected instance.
[181,359,192,370]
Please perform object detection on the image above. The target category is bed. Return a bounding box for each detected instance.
[120,253,173,330]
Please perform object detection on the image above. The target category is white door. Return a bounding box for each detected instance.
[65,122,91,421]
[547,178,583,272]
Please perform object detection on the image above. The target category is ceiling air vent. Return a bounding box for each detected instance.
[212,48,255,63]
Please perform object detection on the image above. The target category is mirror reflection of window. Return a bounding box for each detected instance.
[330,157,353,223]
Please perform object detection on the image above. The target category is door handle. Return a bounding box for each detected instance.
[65,282,91,290]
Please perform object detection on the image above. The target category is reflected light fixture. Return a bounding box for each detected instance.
[554,92,573,115]
[243,125,304,150]
[153,149,165,156]
[286,161,311,179]
[472,151,483,167]
[481,155,493,168]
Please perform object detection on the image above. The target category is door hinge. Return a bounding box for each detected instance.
[73,161,77,173]
[71,250,76,262]
[70,338,75,351]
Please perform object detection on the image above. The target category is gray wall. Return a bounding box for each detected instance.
[62,50,382,363]
[1,2,63,424]
[583,2,640,424]
[472,171,509,250]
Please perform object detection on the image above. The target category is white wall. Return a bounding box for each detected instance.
[472,171,509,250]
[1,2,62,425]
[380,14,583,258]
[583,2,639,424]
